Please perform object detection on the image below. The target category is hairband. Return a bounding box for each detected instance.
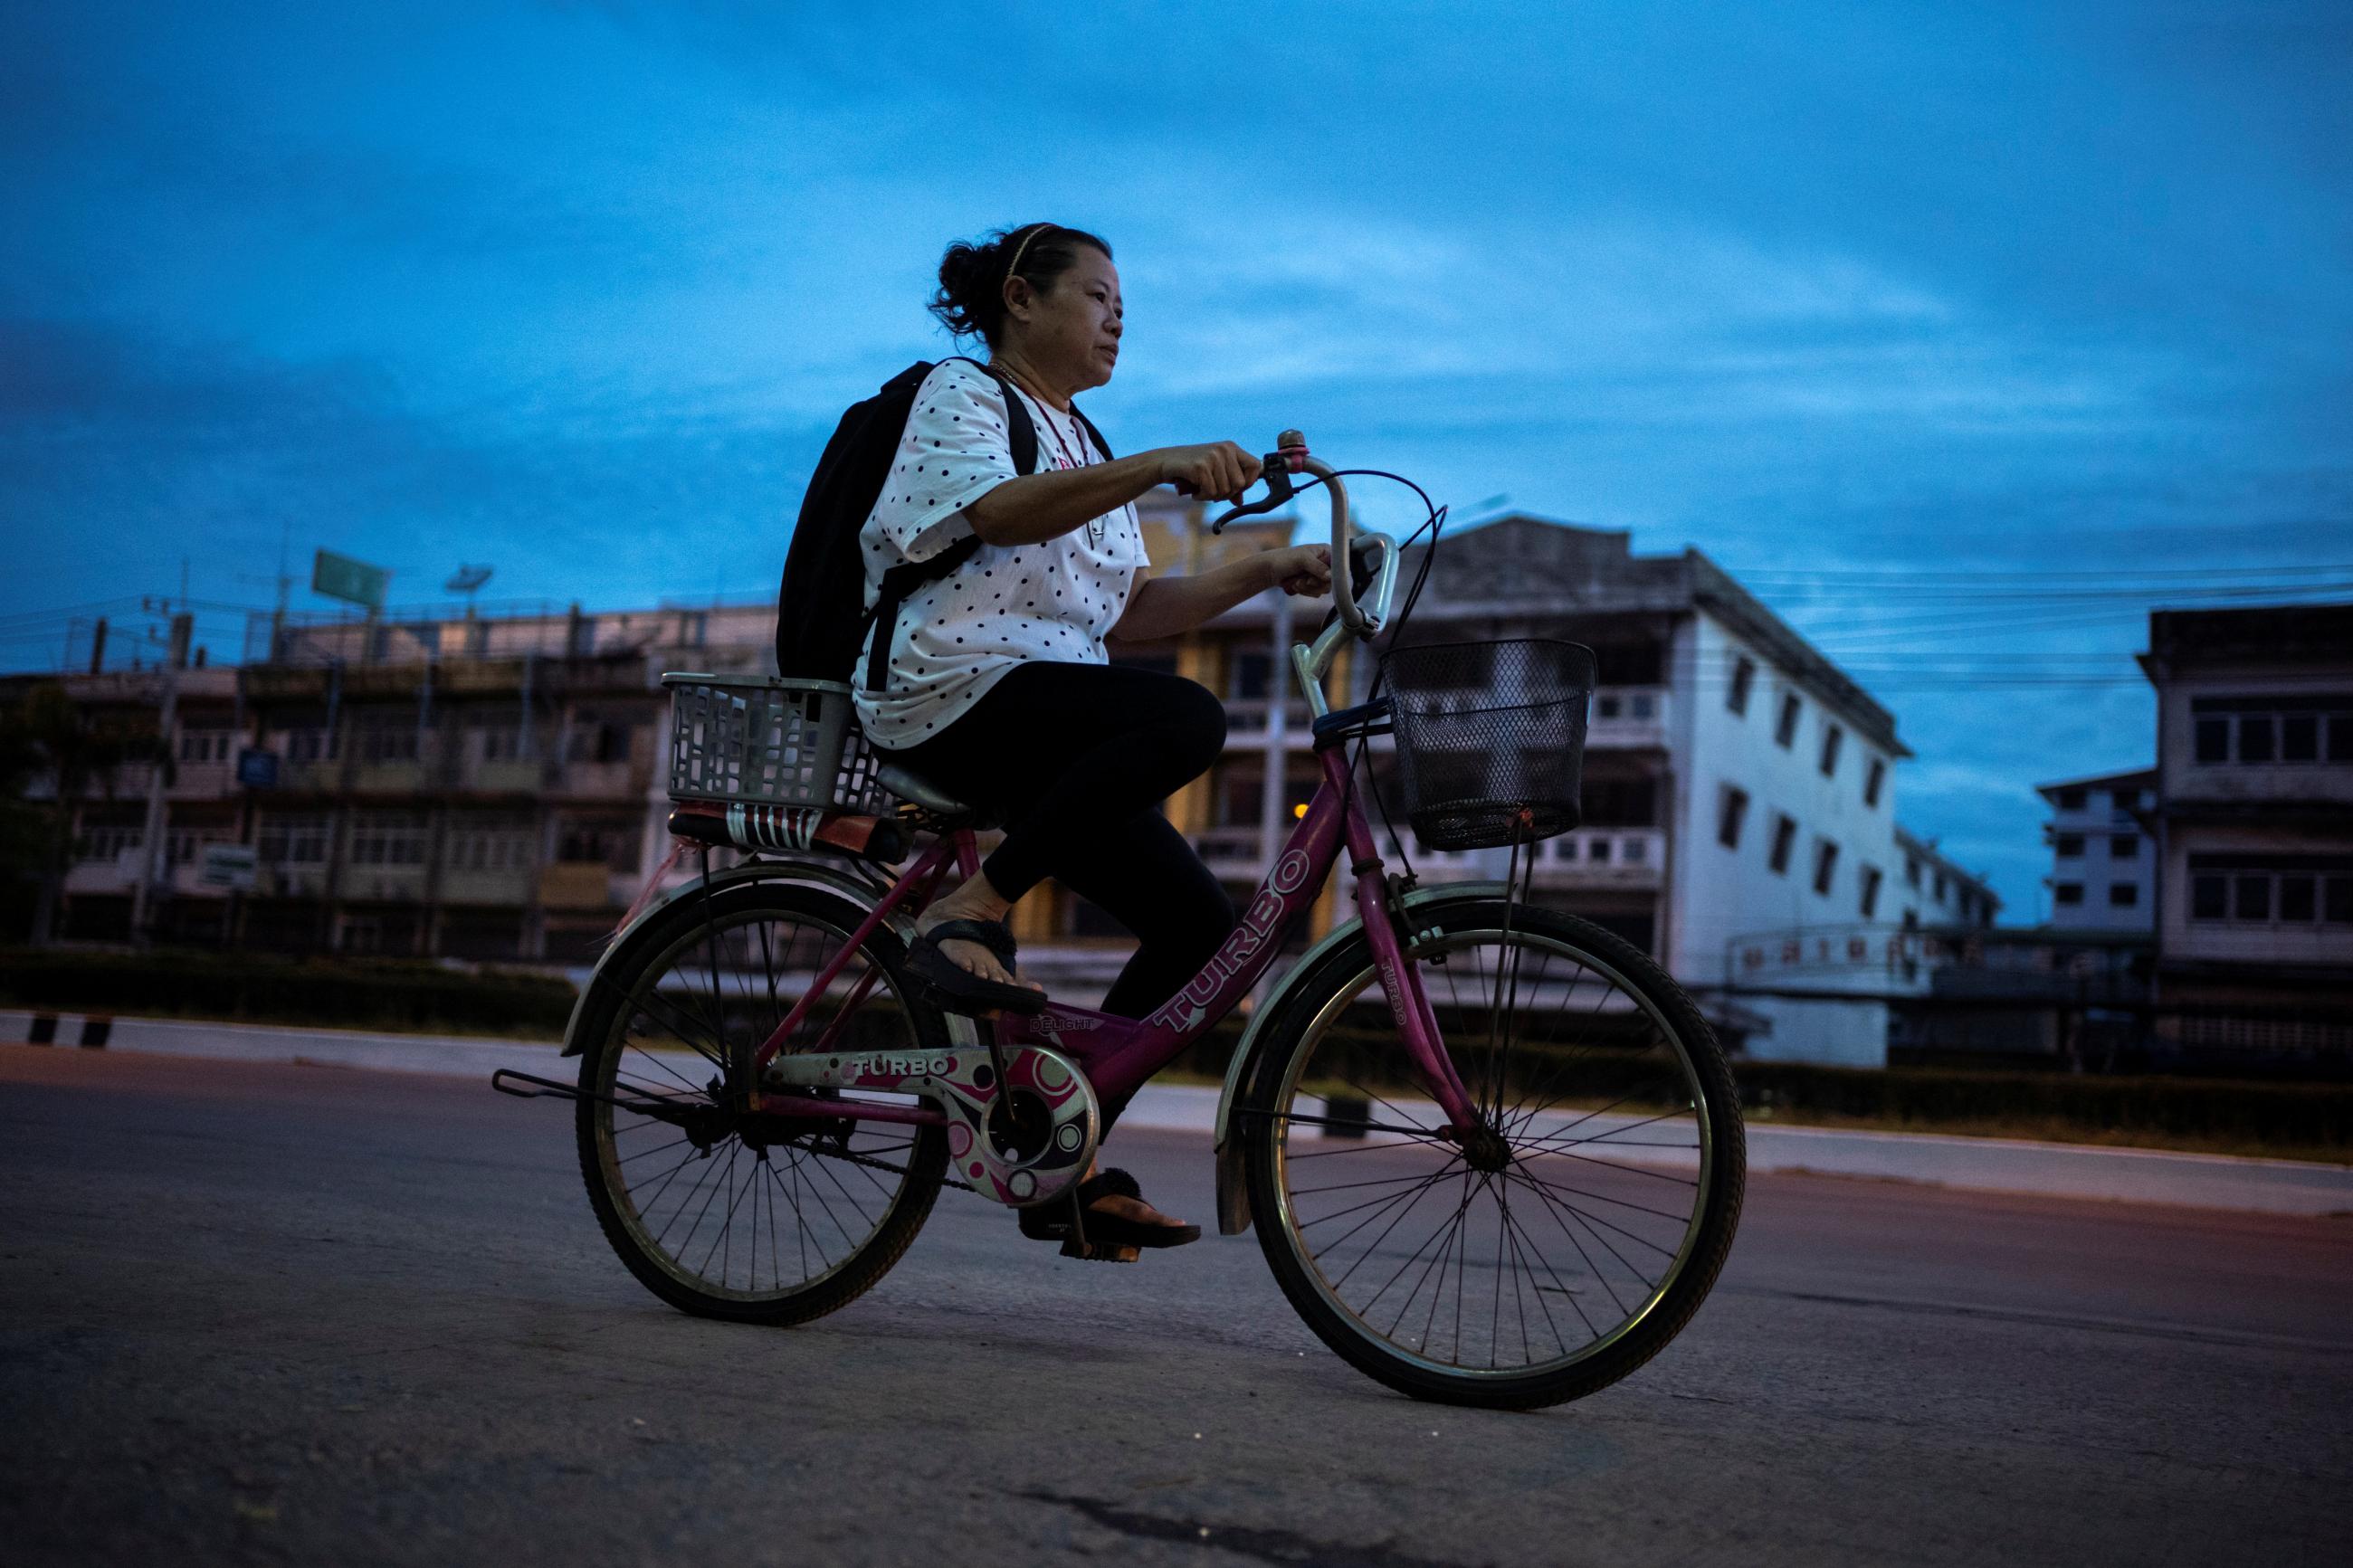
[1004,223,1053,288]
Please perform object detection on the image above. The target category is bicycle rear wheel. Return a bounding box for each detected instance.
[1240,895,1743,1408]
[572,878,948,1326]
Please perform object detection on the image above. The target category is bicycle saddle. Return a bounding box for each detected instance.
[875,763,990,826]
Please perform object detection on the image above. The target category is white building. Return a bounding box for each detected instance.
[1352,517,1996,1068]
[2035,768,2157,933]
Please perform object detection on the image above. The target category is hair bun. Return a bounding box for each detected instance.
[929,223,1112,347]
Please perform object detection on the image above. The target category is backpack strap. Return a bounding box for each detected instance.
[1068,404,1116,461]
[947,356,1040,478]
[865,536,983,691]
[863,361,1103,694]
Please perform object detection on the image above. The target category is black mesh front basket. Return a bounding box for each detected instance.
[1383,639,1595,851]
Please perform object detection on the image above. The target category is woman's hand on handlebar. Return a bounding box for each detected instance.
[1259,543,1332,598]
[1156,442,1262,502]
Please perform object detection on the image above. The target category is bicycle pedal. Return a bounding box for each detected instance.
[1060,1238,1140,1263]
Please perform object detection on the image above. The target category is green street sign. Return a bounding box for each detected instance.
[312,548,390,610]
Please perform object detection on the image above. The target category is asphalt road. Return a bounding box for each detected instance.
[4,1047,2348,1568]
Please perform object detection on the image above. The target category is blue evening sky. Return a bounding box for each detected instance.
[5,0,2349,916]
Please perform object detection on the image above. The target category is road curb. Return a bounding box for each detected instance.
[7,1011,2348,1217]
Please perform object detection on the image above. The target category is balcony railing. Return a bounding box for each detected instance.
[1408,828,1667,886]
[1190,824,1667,885]
[1223,698,1313,736]
[1221,686,1670,754]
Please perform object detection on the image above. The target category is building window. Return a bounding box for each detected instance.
[1767,814,1796,875]
[566,709,640,765]
[2189,875,2225,919]
[1904,857,1921,888]
[356,723,420,765]
[1859,864,1882,918]
[2056,787,2087,810]
[1727,656,1756,717]
[2109,882,2139,908]
[558,817,643,872]
[1229,651,1272,702]
[2110,834,2138,859]
[1933,871,1948,902]
[1819,724,1843,778]
[76,825,144,861]
[446,818,534,872]
[1812,839,1839,896]
[473,723,524,761]
[2190,697,2353,765]
[348,812,429,867]
[1581,777,1658,827]
[2110,786,2141,809]
[287,727,338,764]
[1718,785,1749,850]
[1863,757,1885,809]
[2055,833,2084,858]
[2055,882,2084,907]
[2190,855,2353,926]
[258,814,330,865]
[1774,694,1802,748]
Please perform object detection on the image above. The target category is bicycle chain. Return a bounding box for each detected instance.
[776,1136,977,1195]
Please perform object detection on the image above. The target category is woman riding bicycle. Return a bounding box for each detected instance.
[859,223,1330,1249]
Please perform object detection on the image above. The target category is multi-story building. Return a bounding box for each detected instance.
[1129,511,1996,1067]
[2034,767,2158,932]
[2139,603,2353,1055]
[1891,826,2002,935]
[10,499,1997,1066]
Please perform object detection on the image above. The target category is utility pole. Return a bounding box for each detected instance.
[130,610,193,946]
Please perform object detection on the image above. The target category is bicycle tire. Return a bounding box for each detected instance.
[572,877,949,1326]
[1240,894,1744,1409]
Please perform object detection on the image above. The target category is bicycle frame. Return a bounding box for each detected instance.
[745,740,1481,1140]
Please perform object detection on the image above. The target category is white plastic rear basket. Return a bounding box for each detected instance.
[662,674,891,813]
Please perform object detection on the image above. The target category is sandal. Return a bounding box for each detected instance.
[905,917,1047,1017]
[1019,1167,1202,1261]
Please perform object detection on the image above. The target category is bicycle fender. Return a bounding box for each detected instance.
[558,855,910,1057]
[1211,880,1510,1235]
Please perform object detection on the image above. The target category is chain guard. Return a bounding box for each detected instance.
[762,1042,1099,1209]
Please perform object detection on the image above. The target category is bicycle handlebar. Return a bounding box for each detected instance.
[1207,430,1398,641]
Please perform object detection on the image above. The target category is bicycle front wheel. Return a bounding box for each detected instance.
[1241,896,1743,1409]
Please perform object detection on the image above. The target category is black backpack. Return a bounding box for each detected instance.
[775,356,1113,690]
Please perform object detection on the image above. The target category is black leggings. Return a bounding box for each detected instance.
[885,661,1236,1021]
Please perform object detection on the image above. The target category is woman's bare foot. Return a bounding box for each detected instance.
[914,874,1044,997]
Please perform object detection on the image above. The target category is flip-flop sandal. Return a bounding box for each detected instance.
[905,917,1047,1017]
[1019,1167,1202,1261]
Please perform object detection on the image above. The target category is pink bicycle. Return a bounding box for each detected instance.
[500,436,1744,1409]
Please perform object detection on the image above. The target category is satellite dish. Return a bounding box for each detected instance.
[444,565,494,594]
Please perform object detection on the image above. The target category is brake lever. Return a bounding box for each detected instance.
[1207,451,1298,534]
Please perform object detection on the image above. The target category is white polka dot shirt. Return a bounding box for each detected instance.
[853,358,1148,747]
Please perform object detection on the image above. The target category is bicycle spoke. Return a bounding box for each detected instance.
[1271,915,1727,1381]
[588,894,942,1307]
